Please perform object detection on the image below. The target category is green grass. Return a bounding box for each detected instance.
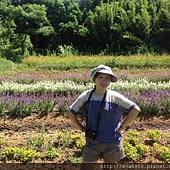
[0,58,16,72]
[0,54,170,73]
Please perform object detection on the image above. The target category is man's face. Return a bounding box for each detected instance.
[95,73,111,90]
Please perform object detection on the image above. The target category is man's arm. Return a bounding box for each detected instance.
[118,105,141,133]
[66,111,86,133]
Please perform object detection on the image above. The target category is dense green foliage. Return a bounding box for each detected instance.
[0,0,170,62]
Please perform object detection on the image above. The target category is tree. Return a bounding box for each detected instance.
[0,3,54,62]
[150,0,170,53]
[85,1,123,53]
[32,0,86,52]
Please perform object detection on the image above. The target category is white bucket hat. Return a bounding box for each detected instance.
[91,65,117,82]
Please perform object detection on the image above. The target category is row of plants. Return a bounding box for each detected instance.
[0,79,170,94]
[0,77,169,117]
[23,55,170,70]
[0,92,74,116]
[123,130,170,163]
[0,55,170,73]
[0,131,85,163]
[0,69,170,84]
[0,130,169,163]
[0,88,169,117]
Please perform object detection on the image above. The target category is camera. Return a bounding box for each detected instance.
[85,129,97,140]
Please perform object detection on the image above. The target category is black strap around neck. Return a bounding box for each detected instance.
[86,90,107,131]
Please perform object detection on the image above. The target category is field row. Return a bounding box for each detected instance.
[23,55,170,70]
[0,129,169,163]
[0,79,170,93]
[0,55,170,73]
[0,87,169,117]
[0,69,170,84]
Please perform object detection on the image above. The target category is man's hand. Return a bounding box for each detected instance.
[118,124,126,134]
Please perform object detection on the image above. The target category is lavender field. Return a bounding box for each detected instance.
[0,70,170,117]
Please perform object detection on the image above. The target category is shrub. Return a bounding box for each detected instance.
[75,138,86,150]
[135,143,150,157]
[146,129,162,142]
[123,141,140,161]
[162,152,170,163]
[44,147,58,160]
[0,58,16,71]
[126,131,140,145]
[0,147,40,163]
[26,132,46,151]
[153,143,170,163]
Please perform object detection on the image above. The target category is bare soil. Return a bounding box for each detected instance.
[0,110,170,169]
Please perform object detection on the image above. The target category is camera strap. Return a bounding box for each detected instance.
[86,89,107,131]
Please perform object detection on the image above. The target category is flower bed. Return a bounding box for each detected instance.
[0,61,170,164]
[0,89,169,116]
